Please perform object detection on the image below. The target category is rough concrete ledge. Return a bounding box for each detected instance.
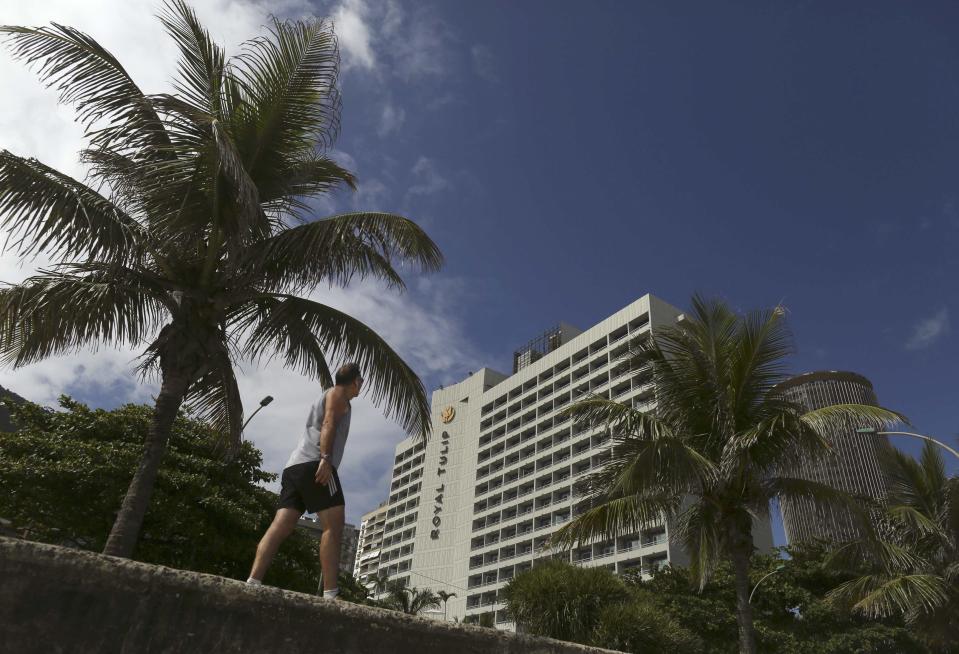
[0,537,619,654]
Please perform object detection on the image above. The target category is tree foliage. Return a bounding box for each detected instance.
[548,296,904,653]
[501,559,629,643]
[378,581,441,615]
[632,547,928,654]
[0,0,442,557]
[0,396,319,593]
[826,443,959,652]
[499,552,927,653]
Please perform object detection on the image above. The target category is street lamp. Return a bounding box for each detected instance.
[241,395,274,433]
[749,564,786,604]
[856,427,959,462]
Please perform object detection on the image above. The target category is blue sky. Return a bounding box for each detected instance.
[326,0,958,461]
[1,0,956,533]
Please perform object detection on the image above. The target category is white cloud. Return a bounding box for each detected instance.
[390,10,453,81]
[408,156,450,197]
[377,102,406,137]
[229,276,486,523]
[329,148,358,172]
[324,0,453,82]
[331,0,376,71]
[381,0,404,38]
[0,276,485,525]
[0,0,484,525]
[906,308,950,351]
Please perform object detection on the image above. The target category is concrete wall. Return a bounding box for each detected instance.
[0,537,618,654]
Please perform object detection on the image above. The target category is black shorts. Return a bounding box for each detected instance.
[277,461,345,514]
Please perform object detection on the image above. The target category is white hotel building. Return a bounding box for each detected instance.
[372,294,772,627]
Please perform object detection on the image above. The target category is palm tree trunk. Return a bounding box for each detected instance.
[729,540,758,654]
[102,369,189,557]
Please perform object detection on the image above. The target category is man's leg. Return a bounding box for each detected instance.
[318,504,345,596]
[248,508,301,583]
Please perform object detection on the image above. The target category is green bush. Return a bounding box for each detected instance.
[591,593,704,654]
[0,397,319,593]
[502,560,630,643]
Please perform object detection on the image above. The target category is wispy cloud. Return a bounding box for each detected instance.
[906,308,950,351]
[325,0,454,82]
[377,101,406,137]
[471,44,498,82]
[408,156,451,197]
[331,0,376,70]
[352,178,391,209]
[0,0,484,525]
[389,7,454,81]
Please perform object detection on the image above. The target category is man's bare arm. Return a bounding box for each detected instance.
[315,388,348,485]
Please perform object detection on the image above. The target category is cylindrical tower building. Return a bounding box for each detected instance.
[773,371,890,545]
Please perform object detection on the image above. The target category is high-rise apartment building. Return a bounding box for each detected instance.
[353,501,390,586]
[774,371,890,544]
[295,517,359,574]
[371,294,773,628]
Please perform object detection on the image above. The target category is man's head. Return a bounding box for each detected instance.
[335,363,364,399]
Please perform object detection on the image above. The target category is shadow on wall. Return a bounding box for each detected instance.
[0,537,618,654]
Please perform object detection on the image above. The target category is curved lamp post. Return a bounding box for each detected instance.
[241,395,274,433]
[856,428,959,462]
[749,564,785,604]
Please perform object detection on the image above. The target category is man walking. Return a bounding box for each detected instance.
[247,363,363,599]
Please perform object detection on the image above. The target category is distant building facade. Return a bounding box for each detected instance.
[774,371,890,544]
[353,502,389,587]
[364,294,774,629]
[296,517,359,575]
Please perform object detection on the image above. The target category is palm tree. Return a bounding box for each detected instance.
[382,581,441,615]
[827,441,958,652]
[0,2,440,558]
[371,572,392,598]
[437,590,456,621]
[548,296,903,654]
[501,559,629,643]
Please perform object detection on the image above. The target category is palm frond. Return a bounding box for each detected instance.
[239,212,443,295]
[728,304,793,417]
[800,403,906,435]
[672,500,724,588]
[259,154,356,217]
[238,295,430,438]
[547,492,680,551]
[230,16,341,177]
[886,505,946,539]
[564,397,716,498]
[234,295,333,387]
[0,150,143,262]
[0,266,168,367]
[183,341,244,449]
[765,476,872,530]
[882,444,939,517]
[209,117,266,242]
[722,410,831,477]
[158,0,226,118]
[825,535,928,574]
[829,573,950,620]
[919,440,946,500]
[0,23,169,152]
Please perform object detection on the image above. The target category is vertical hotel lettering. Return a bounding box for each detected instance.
[431,405,456,539]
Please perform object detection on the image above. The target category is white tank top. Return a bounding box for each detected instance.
[284,391,351,469]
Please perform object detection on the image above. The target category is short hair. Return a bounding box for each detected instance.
[335,363,362,386]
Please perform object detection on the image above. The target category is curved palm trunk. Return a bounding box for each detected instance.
[728,529,758,654]
[102,370,190,557]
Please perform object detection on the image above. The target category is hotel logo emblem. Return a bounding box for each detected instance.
[440,406,455,424]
